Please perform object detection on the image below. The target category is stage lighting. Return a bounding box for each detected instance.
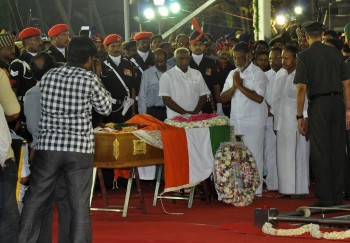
[275,14,287,26]
[158,6,169,17]
[294,6,303,15]
[154,0,165,6]
[144,7,155,20]
[169,2,181,14]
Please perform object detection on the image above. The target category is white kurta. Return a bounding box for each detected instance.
[272,69,309,195]
[263,69,278,190]
[221,62,268,195]
[159,66,210,119]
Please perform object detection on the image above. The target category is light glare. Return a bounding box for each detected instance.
[295,6,303,15]
[169,2,181,14]
[158,6,169,17]
[276,15,286,26]
[144,8,155,20]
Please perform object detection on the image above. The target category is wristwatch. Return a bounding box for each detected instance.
[296,114,304,120]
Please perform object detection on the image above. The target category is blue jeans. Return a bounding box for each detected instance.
[0,158,19,243]
[19,150,93,243]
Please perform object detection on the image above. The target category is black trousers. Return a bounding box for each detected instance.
[0,158,19,243]
[19,150,93,243]
[309,95,345,206]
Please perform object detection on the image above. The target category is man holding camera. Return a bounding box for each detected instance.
[100,34,136,123]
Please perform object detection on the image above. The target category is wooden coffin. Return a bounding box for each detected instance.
[94,133,164,169]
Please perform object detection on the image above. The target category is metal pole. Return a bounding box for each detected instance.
[162,0,216,40]
[124,0,130,40]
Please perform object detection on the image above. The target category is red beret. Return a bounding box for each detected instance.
[18,27,41,40]
[134,32,153,40]
[48,24,69,37]
[103,34,122,46]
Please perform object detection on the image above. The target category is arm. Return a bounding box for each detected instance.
[343,79,350,129]
[91,75,112,116]
[192,95,208,114]
[162,96,190,114]
[296,83,307,135]
[0,70,20,121]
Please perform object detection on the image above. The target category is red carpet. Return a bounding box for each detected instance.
[52,182,350,242]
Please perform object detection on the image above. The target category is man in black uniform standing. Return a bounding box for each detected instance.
[189,30,221,114]
[10,27,44,99]
[100,34,136,123]
[46,24,71,63]
[294,21,350,207]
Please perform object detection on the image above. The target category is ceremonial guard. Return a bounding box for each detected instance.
[100,34,136,123]
[46,24,70,63]
[189,30,221,114]
[9,27,44,99]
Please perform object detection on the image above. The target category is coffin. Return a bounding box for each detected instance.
[94,133,164,169]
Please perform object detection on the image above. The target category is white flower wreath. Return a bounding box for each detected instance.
[214,142,260,206]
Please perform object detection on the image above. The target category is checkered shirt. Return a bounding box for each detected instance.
[37,65,112,153]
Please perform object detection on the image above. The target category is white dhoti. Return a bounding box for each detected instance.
[138,166,156,180]
[264,117,278,190]
[241,127,265,195]
[277,130,309,195]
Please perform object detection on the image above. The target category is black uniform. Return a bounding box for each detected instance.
[129,52,153,94]
[9,51,36,99]
[46,45,67,63]
[216,59,234,117]
[100,56,136,123]
[294,41,350,206]
[190,56,218,113]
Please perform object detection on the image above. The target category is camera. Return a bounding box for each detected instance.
[121,97,134,116]
[79,26,91,38]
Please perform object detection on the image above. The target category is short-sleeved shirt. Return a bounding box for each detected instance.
[294,41,350,98]
[159,66,210,119]
[221,62,268,134]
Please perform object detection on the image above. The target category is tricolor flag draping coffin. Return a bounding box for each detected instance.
[161,126,214,192]
[126,114,230,192]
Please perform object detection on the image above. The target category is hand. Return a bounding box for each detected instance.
[346,110,350,130]
[233,71,243,88]
[297,118,305,136]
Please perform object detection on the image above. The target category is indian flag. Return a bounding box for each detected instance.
[126,114,230,192]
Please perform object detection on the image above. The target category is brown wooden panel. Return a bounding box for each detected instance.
[94,133,164,169]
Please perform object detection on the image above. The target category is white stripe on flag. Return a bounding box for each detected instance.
[185,127,214,185]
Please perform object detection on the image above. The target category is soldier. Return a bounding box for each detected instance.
[46,24,71,63]
[100,34,136,123]
[189,30,221,114]
[9,27,44,98]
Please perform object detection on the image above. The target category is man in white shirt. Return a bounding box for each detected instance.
[263,47,282,191]
[159,47,210,119]
[221,42,268,196]
[271,45,309,196]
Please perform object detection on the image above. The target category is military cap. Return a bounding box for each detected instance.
[19,27,41,40]
[48,24,69,37]
[189,30,206,44]
[103,34,122,46]
[301,21,325,32]
[0,33,14,49]
[134,32,153,40]
[92,33,104,43]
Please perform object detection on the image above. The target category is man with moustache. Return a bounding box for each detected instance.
[46,24,71,63]
[9,27,44,98]
[167,34,190,67]
[263,47,282,191]
[221,41,268,196]
[100,34,136,123]
[189,30,221,115]
[272,45,309,196]
[138,48,170,121]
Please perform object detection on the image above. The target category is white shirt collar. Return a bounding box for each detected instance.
[55,46,66,57]
[109,54,121,66]
[191,54,203,66]
[27,51,37,56]
[137,50,149,62]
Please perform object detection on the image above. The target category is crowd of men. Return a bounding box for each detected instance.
[1,20,350,242]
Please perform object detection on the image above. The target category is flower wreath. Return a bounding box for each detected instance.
[214,142,260,206]
[263,222,350,240]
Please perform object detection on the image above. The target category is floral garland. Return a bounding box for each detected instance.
[165,113,229,128]
[263,222,350,240]
[214,142,260,207]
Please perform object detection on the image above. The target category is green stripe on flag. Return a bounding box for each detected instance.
[209,125,231,155]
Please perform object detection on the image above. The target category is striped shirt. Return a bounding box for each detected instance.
[37,64,112,153]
